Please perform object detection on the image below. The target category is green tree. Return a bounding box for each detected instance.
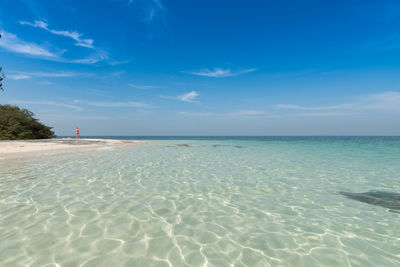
[0,105,55,140]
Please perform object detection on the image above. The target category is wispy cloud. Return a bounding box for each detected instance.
[129,83,157,90]
[276,104,352,110]
[9,100,83,111]
[73,100,153,108]
[33,71,79,77]
[7,71,81,80]
[0,29,106,64]
[20,20,94,48]
[277,91,400,116]
[235,110,264,115]
[69,51,108,64]
[185,68,258,78]
[40,114,110,121]
[0,30,60,58]
[177,91,199,102]
[229,110,265,117]
[109,59,132,66]
[161,91,200,103]
[363,91,400,111]
[7,74,31,80]
[179,111,212,116]
[128,0,166,23]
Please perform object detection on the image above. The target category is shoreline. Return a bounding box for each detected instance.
[0,138,142,160]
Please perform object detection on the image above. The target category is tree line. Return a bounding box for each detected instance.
[0,105,55,140]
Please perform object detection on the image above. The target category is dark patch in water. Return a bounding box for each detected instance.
[177,144,190,147]
[340,191,400,213]
[212,144,244,148]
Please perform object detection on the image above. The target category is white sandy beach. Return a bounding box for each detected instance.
[0,138,140,160]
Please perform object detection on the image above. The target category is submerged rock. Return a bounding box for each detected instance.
[340,191,400,213]
[177,144,190,147]
[212,144,225,147]
[212,144,244,148]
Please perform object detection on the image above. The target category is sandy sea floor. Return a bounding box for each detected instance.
[1,137,400,266]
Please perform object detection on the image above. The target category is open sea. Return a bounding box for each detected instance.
[1,136,400,266]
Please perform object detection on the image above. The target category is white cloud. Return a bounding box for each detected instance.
[69,54,107,64]
[276,104,303,109]
[7,74,31,80]
[276,104,352,110]
[129,83,157,90]
[10,100,83,111]
[20,20,94,48]
[0,29,105,64]
[128,0,165,23]
[236,110,264,115]
[7,71,82,80]
[161,91,200,102]
[65,49,108,65]
[277,91,400,116]
[185,68,258,78]
[363,91,400,111]
[2,21,107,65]
[73,100,153,108]
[229,110,265,117]
[0,30,59,58]
[177,91,199,102]
[109,59,132,66]
[33,71,79,77]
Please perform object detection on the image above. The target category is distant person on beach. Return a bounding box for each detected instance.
[75,127,80,138]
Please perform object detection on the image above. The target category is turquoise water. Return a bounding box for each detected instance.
[1,137,400,266]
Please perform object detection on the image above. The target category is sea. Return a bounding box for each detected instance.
[1,136,400,266]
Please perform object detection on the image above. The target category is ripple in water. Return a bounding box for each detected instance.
[1,138,400,266]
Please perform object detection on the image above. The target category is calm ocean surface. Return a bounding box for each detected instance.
[1,137,400,266]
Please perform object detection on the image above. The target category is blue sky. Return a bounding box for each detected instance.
[1,0,400,135]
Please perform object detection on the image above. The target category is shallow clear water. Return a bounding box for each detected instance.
[1,137,400,266]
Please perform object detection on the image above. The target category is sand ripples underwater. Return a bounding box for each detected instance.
[1,138,400,266]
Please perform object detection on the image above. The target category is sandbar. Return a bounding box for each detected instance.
[0,138,141,160]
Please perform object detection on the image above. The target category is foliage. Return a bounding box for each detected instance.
[0,105,54,140]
